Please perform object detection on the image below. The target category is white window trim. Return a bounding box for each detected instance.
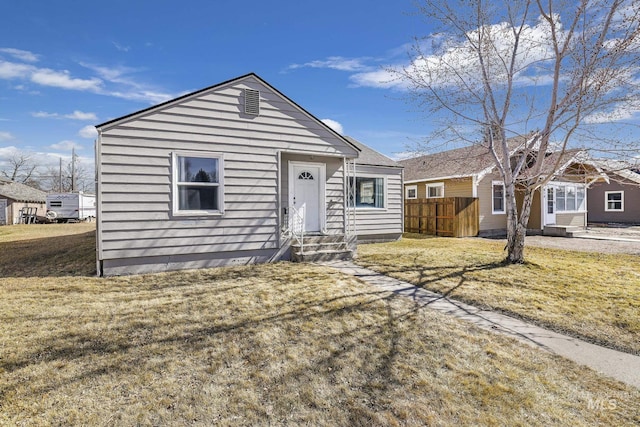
[492,180,506,214]
[172,151,225,216]
[351,174,387,210]
[551,182,587,213]
[426,182,445,198]
[405,185,417,200]
[604,190,624,212]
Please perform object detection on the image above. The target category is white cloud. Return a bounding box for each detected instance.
[0,48,39,62]
[112,41,131,52]
[31,111,58,118]
[584,101,640,124]
[66,111,97,120]
[31,68,102,91]
[350,69,405,90]
[0,49,175,104]
[78,125,98,139]
[32,110,98,120]
[288,56,373,72]
[0,60,34,79]
[80,62,175,103]
[50,140,83,151]
[0,131,14,141]
[321,119,344,135]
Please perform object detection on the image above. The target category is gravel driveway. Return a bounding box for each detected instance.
[487,226,640,255]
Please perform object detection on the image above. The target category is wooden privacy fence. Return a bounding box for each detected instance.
[405,197,479,237]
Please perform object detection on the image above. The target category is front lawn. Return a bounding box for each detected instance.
[356,234,640,355]
[1,226,638,425]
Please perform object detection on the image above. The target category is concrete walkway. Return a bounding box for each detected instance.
[320,260,640,389]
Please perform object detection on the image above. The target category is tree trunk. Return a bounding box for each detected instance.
[505,188,535,264]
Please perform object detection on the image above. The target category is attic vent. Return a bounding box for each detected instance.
[244,89,260,115]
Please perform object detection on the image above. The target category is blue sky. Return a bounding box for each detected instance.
[1,0,638,182]
[0,0,430,177]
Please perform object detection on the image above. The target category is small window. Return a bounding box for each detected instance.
[605,191,624,212]
[173,152,224,215]
[49,200,62,207]
[405,185,417,199]
[492,181,505,214]
[349,176,385,209]
[298,171,314,180]
[426,182,444,198]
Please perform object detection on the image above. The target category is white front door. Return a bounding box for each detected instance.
[544,186,556,225]
[289,162,325,232]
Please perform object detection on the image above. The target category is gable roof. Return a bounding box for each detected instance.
[399,134,605,184]
[95,72,360,155]
[589,159,640,185]
[399,136,528,182]
[343,136,402,168]
[0,177,47,203]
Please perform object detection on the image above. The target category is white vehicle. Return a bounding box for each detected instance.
[46,192,96,222]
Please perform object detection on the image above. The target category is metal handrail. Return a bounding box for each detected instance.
[283,204,305,254]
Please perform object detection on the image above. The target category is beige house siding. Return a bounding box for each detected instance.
[477,173,507,233]
[515,189,542,231]
[408,177,473,199]
[97,75,359,275]
[4,201,45,224]
[355,164,403,241]
[556,212,586,227]
[443,178,473,197]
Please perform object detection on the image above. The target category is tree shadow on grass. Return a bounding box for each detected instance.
[0,231,96,277]
[0,276,403,416]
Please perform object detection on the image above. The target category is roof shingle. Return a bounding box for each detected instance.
[0,177,47,203]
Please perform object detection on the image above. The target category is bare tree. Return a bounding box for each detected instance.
[0,149,39,183]
[40,155,95,193]
[397,0,640,263]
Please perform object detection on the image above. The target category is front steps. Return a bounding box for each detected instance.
[543,225,585,238]
[291,234,356,263]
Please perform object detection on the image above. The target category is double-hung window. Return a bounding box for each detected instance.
[173,152,224,215]
[605,191,624,211]
[349,176,385,208]
[426,182,444,198]
[405,185,417,199]
[492,181,505,214]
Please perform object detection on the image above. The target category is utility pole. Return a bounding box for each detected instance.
[71,148,76,192]
[59,157,62,192]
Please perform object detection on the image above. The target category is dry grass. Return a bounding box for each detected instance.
[1,227,639,425]
[0,223,96,277]
[357,234,640,356]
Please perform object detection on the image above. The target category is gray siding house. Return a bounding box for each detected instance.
[344,136,404,242]
[588,165,640,225]
[95,73,403,276]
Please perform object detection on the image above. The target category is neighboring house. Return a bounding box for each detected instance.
[0,177,47,225]
[587,162,640,225]
[95,73,403,276]
[399,138,603,236]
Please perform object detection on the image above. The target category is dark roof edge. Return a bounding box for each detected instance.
[95,72,257,129]
[95,72,360,154]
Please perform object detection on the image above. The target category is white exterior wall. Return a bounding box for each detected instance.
[97,76,358,275]
[354,164,403,241]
